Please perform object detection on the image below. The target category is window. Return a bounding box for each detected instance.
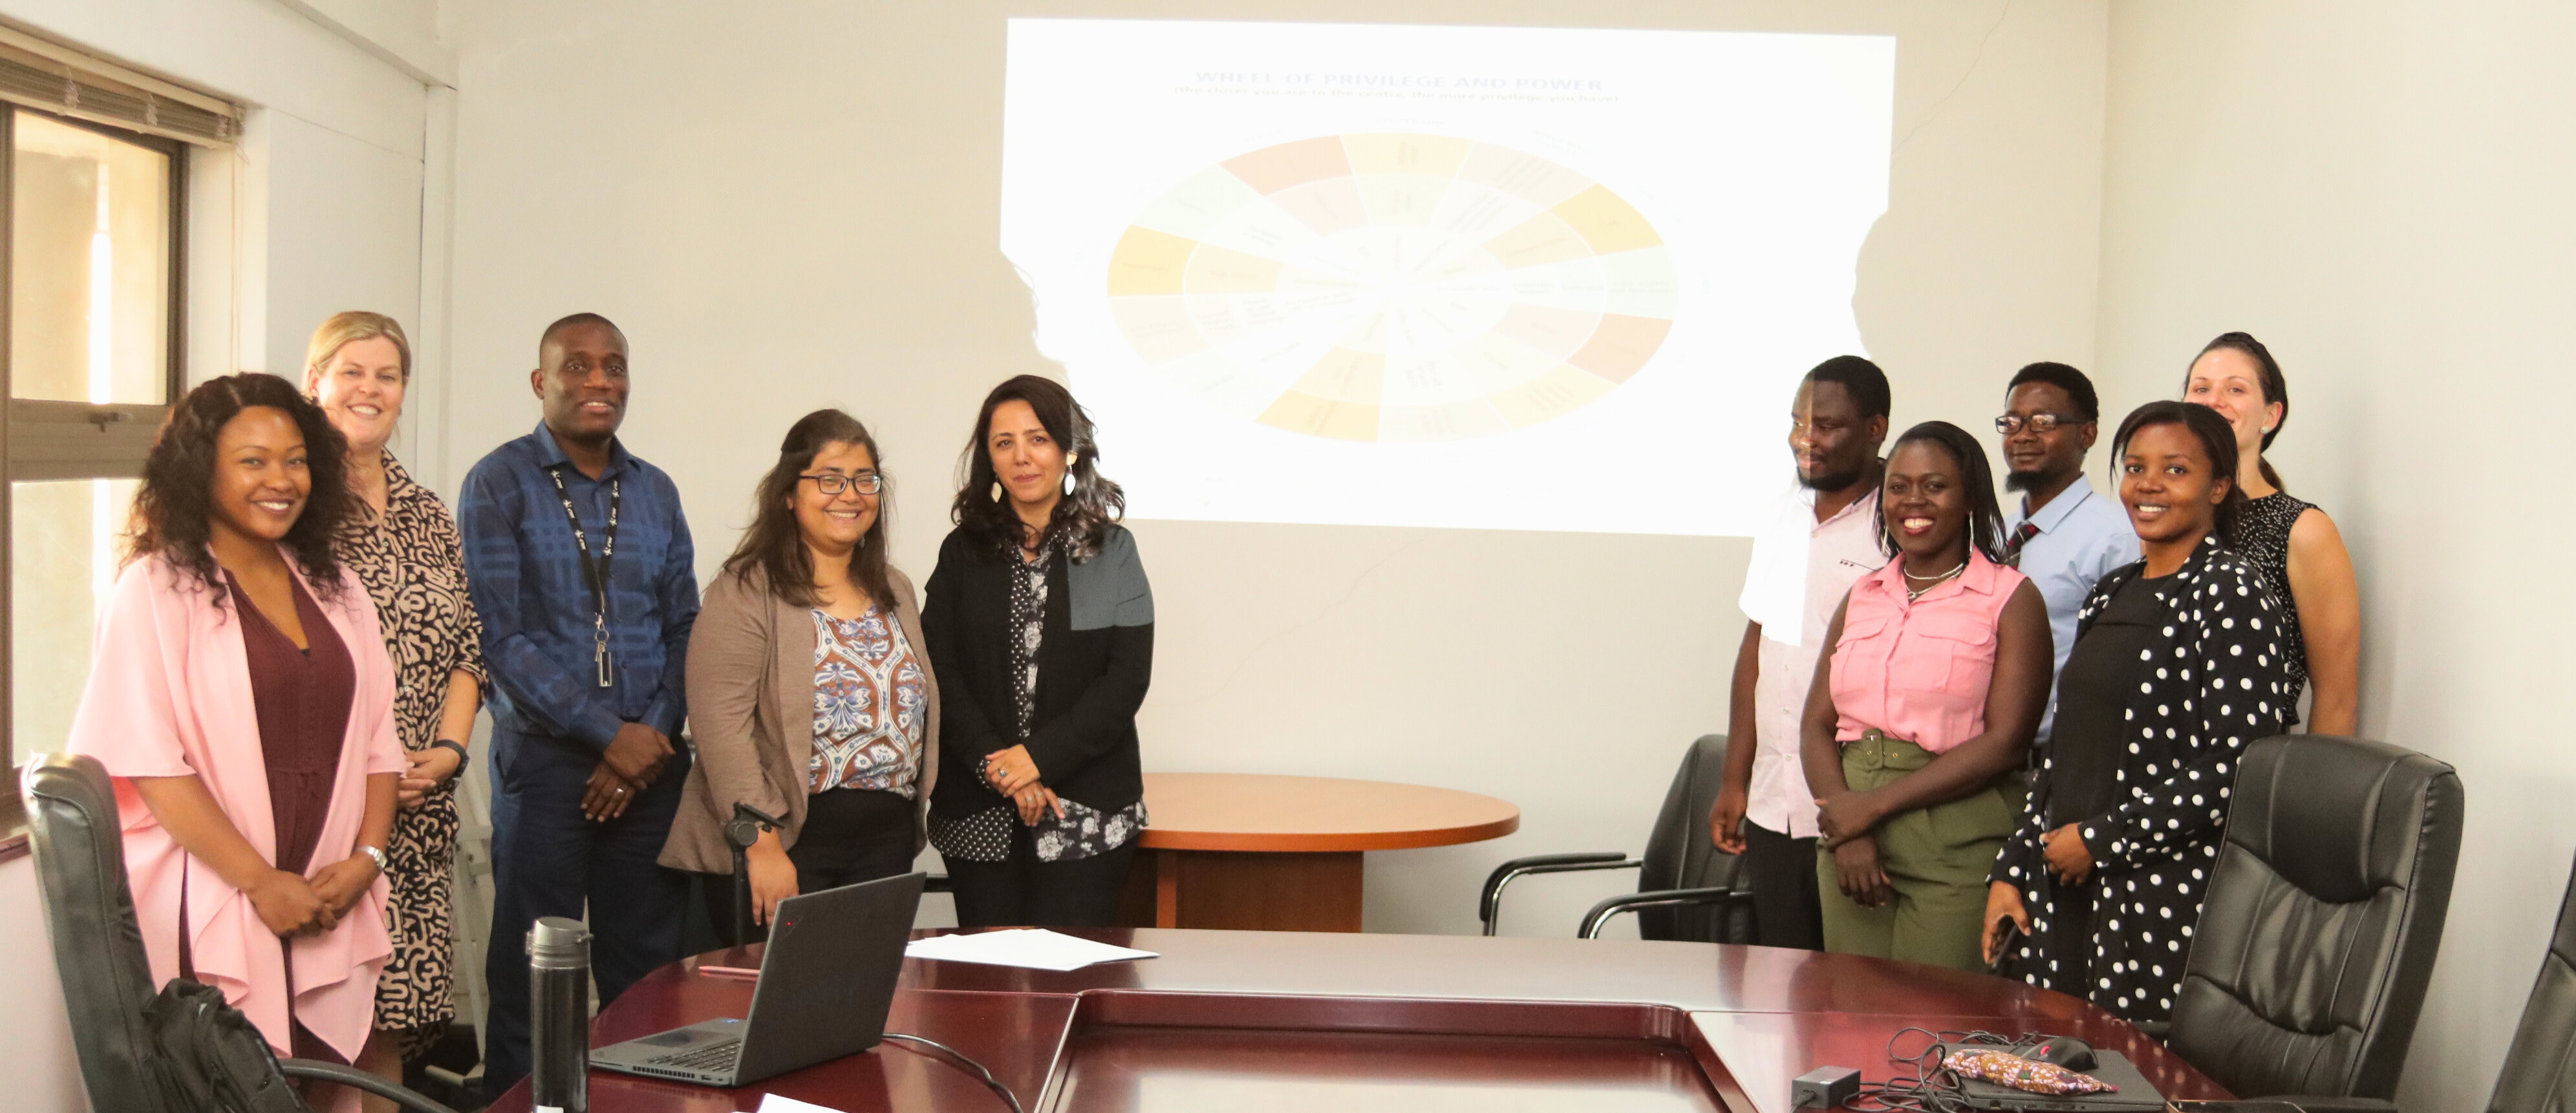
[5,107,184,776]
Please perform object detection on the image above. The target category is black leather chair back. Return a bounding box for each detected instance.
[2487,853,2576,1112]
[2169,734,2462,1099]
[1635,733,1752,942]
[23,753,169,1113]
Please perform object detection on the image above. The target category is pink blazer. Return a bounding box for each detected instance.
[67,551,403,1063]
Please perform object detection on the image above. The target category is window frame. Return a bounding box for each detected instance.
[0,105,189,798]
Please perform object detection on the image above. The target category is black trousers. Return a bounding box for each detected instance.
[943,838,1137,928]
[481,731,689,1096]
[702,787,919,947]
[1741,819,1824,951]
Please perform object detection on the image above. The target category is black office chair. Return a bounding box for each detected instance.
[1477,733,1754,940]
[2479,849,2576,1111]
[23,752,457,1113]
[2163,734,2460,1105]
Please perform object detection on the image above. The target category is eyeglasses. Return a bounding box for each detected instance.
[1994,414,2084,435]
[799,472,883,495]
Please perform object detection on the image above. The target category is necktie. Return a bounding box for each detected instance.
[2002,521,2041,567]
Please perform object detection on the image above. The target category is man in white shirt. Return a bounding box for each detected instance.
[1995,362,2140,745]
[1712,355,1891,951]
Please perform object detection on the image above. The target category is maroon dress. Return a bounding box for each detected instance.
[228,571,357,1064]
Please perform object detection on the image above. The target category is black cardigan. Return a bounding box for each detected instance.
[921,524,1154,818]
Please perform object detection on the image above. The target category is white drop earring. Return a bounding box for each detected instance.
[989,478,1003,502]
[1062,454,1078,496]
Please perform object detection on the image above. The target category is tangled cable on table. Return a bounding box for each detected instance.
[1840,1026,2040,1113]
[882,1032,1027,1113]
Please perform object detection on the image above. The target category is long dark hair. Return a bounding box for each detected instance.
[950,375,1124,560]
[127,372,353,603]
[2111,400,2246,547]
[1876,420,2006,564]
[722,408,894,611]
[2184,331,2288,493]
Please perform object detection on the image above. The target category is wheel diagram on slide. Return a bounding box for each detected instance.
[1105,133,1677,442]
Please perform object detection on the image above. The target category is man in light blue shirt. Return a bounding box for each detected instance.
[1995,362,2139,745]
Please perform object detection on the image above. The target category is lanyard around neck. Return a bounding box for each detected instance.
[546,465,620,687]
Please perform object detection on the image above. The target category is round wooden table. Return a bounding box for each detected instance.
[1117,772,1521,933]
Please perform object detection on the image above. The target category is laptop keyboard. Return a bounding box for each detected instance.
[643,1038,743,1074]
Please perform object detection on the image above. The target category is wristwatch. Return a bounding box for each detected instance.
[358,844,389,874]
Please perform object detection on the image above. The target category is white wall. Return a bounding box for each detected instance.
[2094,3,2576,1108]
[0,2,437,1108]
[437,0,2109,938]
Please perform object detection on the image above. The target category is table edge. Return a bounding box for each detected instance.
[1137,812,1521,851]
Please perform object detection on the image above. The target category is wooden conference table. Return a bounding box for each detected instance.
[490,928,2231,1113]
[1117,772,1520,932]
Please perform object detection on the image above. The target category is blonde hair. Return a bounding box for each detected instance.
[303,311,412,392]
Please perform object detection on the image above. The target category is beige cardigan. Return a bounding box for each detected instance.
[660,561,939,874]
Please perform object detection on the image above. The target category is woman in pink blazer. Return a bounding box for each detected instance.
[68,374,402,1107]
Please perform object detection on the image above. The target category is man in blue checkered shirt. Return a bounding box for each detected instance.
[458,313,700,1097]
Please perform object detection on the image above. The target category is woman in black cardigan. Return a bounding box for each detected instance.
[924,375,1154,927]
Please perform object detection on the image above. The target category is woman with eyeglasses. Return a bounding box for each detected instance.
[660,410,939,942]
[924,376,1153,928]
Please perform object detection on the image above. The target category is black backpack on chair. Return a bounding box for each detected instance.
[25,753,456,1113]
[142,978,308,1113]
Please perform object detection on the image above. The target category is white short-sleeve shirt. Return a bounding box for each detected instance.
[1737,483,1887,838]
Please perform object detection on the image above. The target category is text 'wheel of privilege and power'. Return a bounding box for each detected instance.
[1107,133,1678,442]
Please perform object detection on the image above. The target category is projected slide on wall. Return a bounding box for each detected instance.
[1003,20,1893,536]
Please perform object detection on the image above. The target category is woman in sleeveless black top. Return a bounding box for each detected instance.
[2179,332,2360,733]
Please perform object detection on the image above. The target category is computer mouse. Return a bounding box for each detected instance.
[2023,1035,2096,1072]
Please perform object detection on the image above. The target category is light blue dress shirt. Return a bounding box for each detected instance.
[2004,477,2141,745]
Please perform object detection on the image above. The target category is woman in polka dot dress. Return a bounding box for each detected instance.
[1982,401,2296,1026]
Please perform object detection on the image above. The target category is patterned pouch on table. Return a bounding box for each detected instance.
[1943,1049,2117,1096]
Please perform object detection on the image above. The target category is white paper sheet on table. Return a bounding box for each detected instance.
[904,928,1159,971]
[757,1096,850,1113]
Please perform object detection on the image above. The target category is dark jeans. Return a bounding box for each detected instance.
[700,787,919,946]
[480,730,689,1097]
[943,835,1137,929]
[1741,819,1824,951]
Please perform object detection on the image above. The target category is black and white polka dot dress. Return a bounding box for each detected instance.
[1991,534,2295,1025]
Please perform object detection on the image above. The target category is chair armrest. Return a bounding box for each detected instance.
[1578,887,1752,939]
[1478,854,1639,935]
[278,1059,460,1113]
[2133,1019,2172,1038]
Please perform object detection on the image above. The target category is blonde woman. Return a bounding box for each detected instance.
[305,313,487,1105]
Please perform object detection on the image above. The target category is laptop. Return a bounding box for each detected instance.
[592,871,925,1087]
[1955,1048,2168,1112]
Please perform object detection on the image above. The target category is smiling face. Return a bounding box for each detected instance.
[1790,379,1883,491]
[792,440,879,558]
[1882,438,1971,565]
[2000,381,2094,492]
[2182,347,2279,462]
[307,335,406,454]
[2119,420,2229,546]
[986,398,1067,511]
[533,322,628,445]
[209,405,311,546]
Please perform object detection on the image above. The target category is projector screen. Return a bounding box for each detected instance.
[1001,19,1893,536]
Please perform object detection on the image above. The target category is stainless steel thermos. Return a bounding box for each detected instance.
[528,917,592,1113]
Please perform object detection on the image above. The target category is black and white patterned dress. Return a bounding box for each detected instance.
[2233,492,2315,717]
[1991,535,2294,1025]
[337,453,487,1055]
[927,535,1147,863]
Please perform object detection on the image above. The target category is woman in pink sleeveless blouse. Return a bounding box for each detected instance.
[1799,421,2052,971]
[68,374,402,1112]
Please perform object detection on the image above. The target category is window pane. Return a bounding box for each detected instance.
[12,111,171,403]
[12,478,136,759]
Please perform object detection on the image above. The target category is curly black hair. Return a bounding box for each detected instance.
[127,372,354,604]
[950,375,1125,561]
